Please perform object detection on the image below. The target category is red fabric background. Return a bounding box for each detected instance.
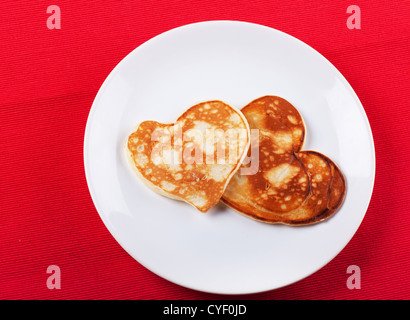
[1,0,409,300]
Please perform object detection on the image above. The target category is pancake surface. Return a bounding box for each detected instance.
[126,100,250,212]
[222,96,346,225]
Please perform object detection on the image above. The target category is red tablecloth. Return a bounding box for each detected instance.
[1,0,409,300]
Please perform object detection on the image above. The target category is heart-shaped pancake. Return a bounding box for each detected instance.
[222,96,346,225]
[126,101,250,212]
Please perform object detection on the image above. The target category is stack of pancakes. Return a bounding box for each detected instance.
[127,96,345,226]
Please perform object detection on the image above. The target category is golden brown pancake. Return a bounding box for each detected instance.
[126,100,250,212]
[243,95,305,153]
[225,131,310,214]
[327,159,347,211]
[221,96,346,225]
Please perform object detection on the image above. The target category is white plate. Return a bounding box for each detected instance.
[84,21,375,295]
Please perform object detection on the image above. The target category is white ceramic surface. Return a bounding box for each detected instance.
[84,21,375,295]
